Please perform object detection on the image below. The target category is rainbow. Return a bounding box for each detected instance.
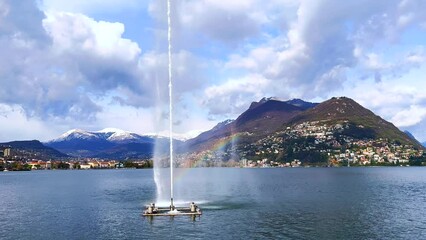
[174,132,243,181]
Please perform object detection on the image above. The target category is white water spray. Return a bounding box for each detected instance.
[167,0,174,209]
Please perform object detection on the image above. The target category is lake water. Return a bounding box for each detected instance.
[1,167,426,239]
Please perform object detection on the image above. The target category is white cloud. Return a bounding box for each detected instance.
[355,46,425,82]
[391,105,426,127]
[44,12,141,62]
[202,74,271,116]
[219,0,426,103]
[0,104,59,142]
[0,2,148,121]
[220,0,360,99]
[0,0,213,141]
[40,0,144,15]
[342,79,426,131]
[148,0,297,45]
[0,2,145,121]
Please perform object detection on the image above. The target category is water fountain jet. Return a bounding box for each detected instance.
[143,0,201,217]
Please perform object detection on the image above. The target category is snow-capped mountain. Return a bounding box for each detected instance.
[45,128,183,159]
[53,129,102,142]
[49,128,154,144]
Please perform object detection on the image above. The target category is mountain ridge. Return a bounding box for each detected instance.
[0,140,68,160]
[186,97,424,153]
[287,97,420,147]
[185,98,318,152]
[45,128,183,159]
[8,97,422,161]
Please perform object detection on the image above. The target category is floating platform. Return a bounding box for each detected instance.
[143,203,202,217]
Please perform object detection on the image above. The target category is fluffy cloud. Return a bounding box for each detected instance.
[203,0,426,119]
[355,47,425,82]
[0,0,208,128]
[43,10,208,110]
[0,1,143,121]
[225,0,380,96]
[342,79,426,140]
[40,0,144,14]
[0,0,98,120]
[44,12,141,62]
[0,0,49,44]
[148,0,297,46]
[178,0,265,43]
[146,0,426,128]
[202,74,271,116]
[43,11,145,101]
[391,105,426,127]
[0,104,59,141]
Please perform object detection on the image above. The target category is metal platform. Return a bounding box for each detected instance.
[143,204,202,217]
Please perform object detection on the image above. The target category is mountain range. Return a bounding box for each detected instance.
[44,128,183,159]
[3,97,424,160]
[186,97,422,152]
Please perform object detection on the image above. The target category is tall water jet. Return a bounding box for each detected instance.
[167,0,174,210]
[151,0,173,206]
[143,0,201,217]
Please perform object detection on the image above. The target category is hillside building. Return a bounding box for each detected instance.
[0,146,11,158]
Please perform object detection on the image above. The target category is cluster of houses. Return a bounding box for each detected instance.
[1,145,156,171]
[0,144,152,171]
[179,120,425,168]
[286,121,424,165]
[248,121,424,166]
[1,149,130,171]
[241,158,302,168]
[76,160,120,170]
[329,140,422,165]
[5,159,122,170]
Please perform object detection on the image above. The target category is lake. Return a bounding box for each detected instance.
[1,167,426,239]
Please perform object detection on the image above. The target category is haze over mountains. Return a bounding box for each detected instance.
[2,97,424,160]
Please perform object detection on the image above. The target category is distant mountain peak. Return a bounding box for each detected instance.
[62,129,86,135]
[56,129,97,141]
[285,98,318,110]
[107,132,136,141]
[248,97,318,111]
[290,96,371,123]
[249,97,281,110]
[97,128,127,134]
[212,119,234,131]
[259,97,279,103]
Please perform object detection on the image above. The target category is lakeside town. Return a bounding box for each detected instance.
[1,121,425,171]
[0,145,153,171]
[176,121,426,168]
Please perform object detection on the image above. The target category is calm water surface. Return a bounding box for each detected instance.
[1,168,426,239]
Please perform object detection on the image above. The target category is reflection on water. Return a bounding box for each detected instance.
[1,168,426,239]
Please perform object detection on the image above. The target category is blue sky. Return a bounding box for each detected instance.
[0,0,426,142]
